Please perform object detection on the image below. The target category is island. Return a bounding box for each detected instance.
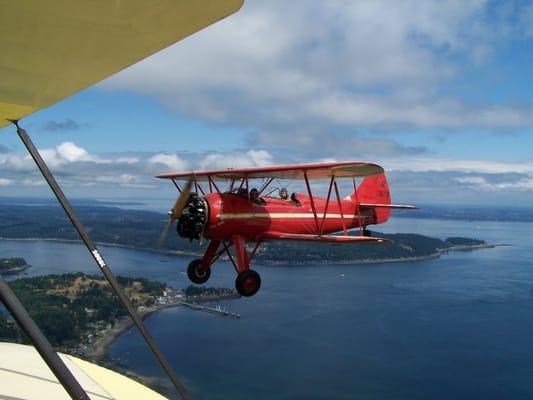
[0,257,31,275]
[0,273,239,361]
[0,204,494,264]
[252,233,494,265]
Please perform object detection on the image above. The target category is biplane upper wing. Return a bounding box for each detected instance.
[260,231,392,244]
[0,0,244,128]
[156,161,384,181]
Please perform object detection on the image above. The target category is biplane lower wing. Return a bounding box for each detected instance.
[260,232,391,244]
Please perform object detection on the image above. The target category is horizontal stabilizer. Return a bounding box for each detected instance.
[359,203,418,209]
[260,232,392,244]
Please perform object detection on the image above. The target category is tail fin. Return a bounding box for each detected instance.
[352,173,417,225]
[352,173,392,224]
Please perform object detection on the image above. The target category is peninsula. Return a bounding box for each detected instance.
[0,273,239,361]
[0,204,493,264]
[0,257,31,275]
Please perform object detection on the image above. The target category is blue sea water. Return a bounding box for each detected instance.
[1,217,533,399]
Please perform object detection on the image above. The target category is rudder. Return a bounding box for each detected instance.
[352,173,391,224]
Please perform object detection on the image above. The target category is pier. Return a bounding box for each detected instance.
[181,302,240,318]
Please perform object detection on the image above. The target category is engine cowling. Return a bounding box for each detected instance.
[176,194,209,240]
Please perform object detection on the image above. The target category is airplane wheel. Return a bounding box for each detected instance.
[363,228,371,237]
[187,259,210,284]
[235,270,261,297]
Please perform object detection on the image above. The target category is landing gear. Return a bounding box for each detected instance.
[363,228,371,237]
[187,237,263,297]
[235,270,261,297]
[187,259,211,284]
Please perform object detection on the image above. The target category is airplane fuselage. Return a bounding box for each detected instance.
[198,192,385,242]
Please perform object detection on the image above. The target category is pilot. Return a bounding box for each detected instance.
[291,192,302,207]
[279,187,289,200]
[250,188,266,205]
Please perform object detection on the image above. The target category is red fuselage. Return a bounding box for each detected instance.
[202,192,387,242]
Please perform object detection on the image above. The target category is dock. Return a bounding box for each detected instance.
[181,302,240,318]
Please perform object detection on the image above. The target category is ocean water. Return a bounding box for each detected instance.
[1,217,533,399]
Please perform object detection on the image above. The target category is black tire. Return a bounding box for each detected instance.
[187,259,210,284]
[235,270,261,297]
[363,228,372,237]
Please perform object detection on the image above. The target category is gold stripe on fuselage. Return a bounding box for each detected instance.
[218,213,352,221]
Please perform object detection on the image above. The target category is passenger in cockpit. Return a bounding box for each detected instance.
[250,188,266,205]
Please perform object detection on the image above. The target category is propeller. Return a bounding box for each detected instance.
[158,178,193,247]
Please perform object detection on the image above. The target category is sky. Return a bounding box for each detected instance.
[1,0,533,208]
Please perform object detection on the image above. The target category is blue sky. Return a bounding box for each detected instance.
[1,0,533,207]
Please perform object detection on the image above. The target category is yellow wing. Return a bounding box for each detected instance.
[0,0,244,128]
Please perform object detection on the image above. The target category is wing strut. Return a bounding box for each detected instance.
[333,180,348,235]
[11,121,190,400]
[303,172,320,234]
[319,176,335,234]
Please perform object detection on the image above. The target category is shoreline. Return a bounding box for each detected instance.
[0,237,498,267]
[89,293,240,362]
[0,263,31,276]
[89,304,173,360]
[0,237,203,257]
[258,243,497,266]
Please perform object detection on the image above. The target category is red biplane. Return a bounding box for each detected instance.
[157,161,415,297]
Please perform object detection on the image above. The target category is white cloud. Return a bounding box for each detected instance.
[0,178,13,186]
[39,142,103,169]
[199,149,273,170]
[56,142,95,162]
[384,158,533,175]
[456,176,487,185]
[101,0,533,131]
[0,143,275,197]
[3,140,533,204]
[148,153,188,171]
[455,175,533,192]
[94,174,139,185]
[21,179,45,187]
[116,157,140,164]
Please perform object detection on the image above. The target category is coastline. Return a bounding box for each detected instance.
[0,237,203,257]
[0,263,31,275]
[0,237,497,267]
[259,243,497,266]
[89,293,240,362]
[90,304,171,360]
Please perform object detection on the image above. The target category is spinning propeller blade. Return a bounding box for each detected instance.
[158,178,193,247]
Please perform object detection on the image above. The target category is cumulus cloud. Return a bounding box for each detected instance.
[101,0,533,133]
[21,179,46,187]
[2,141,533,205]
[383,157,533,174]
[385,169,533,205]
[0,178,14,186]
[199,149,273,170]
[148,153,188,171]
[455,175,533,192]
[38,142,100,169]
[0,142,274,194]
